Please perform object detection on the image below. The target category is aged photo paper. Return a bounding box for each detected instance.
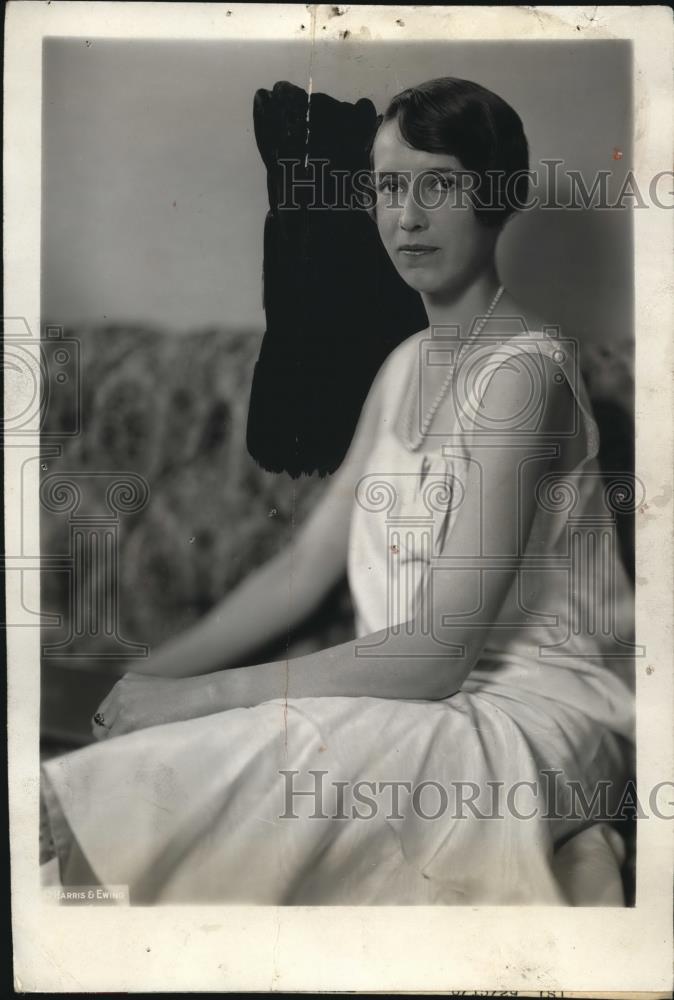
[5,2,674,994]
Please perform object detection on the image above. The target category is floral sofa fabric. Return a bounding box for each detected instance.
[40,325,352,745]
[40,324,634,749]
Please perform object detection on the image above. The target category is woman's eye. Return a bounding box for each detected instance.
[430,174,455,192]
[377,178,399,194]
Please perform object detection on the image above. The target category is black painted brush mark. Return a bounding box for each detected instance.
[247,81,427,478]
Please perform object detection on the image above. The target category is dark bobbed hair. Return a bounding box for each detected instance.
[374,76,530,228]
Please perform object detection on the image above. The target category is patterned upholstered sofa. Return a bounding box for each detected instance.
[39,321,636,901]
[40,325,352,747]
[40,325,635,748]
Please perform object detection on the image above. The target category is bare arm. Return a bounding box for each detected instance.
[128,354,390,679]
[192,356,572,708]
[201,356,572,708]
[98,354,573,737]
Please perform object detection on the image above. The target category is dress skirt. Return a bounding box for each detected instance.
[41,675,631,905]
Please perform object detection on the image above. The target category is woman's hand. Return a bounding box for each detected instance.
[91,672,212,741]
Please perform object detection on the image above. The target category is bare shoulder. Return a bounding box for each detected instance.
[381,327,430,372]
[369,327,429,403]
[345,328,428,463]
[478,291,564,367]
[459,295,572,437]
[494,290,554,336]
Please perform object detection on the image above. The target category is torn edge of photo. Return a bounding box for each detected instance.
[5,2,674,995]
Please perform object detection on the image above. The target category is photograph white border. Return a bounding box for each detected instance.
[5,3,674,993]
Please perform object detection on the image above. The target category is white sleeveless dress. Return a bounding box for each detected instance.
[41,331,635,905]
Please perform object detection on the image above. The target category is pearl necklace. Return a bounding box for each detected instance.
[404,284,505,452]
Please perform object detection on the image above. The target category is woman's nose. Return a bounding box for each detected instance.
[399,191,427,231]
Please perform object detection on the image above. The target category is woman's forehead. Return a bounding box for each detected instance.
[372,120,462,173]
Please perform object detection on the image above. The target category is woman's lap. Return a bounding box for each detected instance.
[41,688,632,904]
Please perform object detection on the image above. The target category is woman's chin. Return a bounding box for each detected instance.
[399,272,446,295]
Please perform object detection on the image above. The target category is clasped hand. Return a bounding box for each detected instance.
[91,672,205,741]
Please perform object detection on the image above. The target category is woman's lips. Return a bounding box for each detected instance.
[398,245,439,259]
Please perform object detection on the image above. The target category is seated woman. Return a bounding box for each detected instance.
[40,77,635,905]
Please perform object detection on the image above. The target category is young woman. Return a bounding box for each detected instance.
[41,78,635,905]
